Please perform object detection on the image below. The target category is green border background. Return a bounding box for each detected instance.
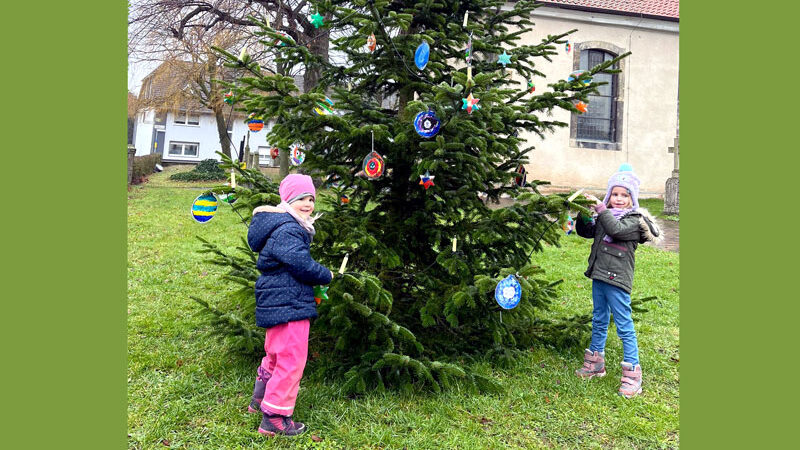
[3,2,126,448]
[683,2,798,447]
[4,1,798,447]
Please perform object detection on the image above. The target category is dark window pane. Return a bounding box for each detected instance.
[169,144,182,155]
[594,73,613,96]
[577,118,612,141]
[585,95,611,119]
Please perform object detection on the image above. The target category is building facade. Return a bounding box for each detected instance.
[517,0,679,196]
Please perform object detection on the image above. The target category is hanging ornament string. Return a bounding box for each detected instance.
[368,3,438,86]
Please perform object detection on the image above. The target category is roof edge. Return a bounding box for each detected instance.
[534,1,679,22]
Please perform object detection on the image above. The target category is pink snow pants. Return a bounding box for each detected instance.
[258,319,310,416]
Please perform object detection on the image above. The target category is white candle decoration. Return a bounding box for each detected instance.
[568,188,584,202]
[452,237,457,252]
[463,12,469,27]
[339,253,349,274]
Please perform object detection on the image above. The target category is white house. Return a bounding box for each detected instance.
[131,62,294,168]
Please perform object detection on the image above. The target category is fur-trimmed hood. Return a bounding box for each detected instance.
[637,208,663,245]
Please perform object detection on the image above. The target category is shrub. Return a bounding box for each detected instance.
[131,154,162,184]
[170,158,227,181]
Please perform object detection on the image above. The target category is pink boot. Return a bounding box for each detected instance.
[575,349,606,379]
[618,362,643,398]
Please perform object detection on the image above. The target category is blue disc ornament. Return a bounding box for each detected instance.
[495,275,522,309]
[414,110,440,138]
[415,41,430,70]
[191,192,218,223]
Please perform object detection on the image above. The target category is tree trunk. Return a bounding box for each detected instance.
[303,22,330,94]
[213,104,233,158]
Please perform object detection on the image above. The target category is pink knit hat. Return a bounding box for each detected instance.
[279,174,316,204]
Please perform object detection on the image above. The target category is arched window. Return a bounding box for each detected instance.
[578,50,617,141]
[570,42,625,151]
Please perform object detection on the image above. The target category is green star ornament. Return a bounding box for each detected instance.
[314,285,329,304]
[310,12,324,29]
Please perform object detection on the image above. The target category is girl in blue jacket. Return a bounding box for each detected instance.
[245,174,333,437]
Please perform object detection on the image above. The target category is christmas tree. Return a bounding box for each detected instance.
[196,0,633,393]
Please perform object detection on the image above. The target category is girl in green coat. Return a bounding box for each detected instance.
[574,164,661,398]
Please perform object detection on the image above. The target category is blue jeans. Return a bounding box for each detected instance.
[590,280,639,366]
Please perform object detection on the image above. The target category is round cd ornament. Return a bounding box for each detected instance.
[247,113,264,132]
[314,96,334,115]
[567,70,592,86]
[362,151,385,179]
[290,144,305,166]
[565,41,571,53]
[563,216,575,235]
[414,110,440,138]
[274,31,294,47]
[514,164,527,187]
[495,274,522,309]
[191,192,218,223]
[414,41,430,70]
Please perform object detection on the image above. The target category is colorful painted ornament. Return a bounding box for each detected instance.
[191,192,218,223]
[527,78,535,93]
[414,110,441,138]
[414,41,430,70]
[568,70,592,86]
[565,41,571,53]
[314,96,334,115]
[495,274,522,309]
[310,12,324,29]
[563,216,575,235]
[461,93,480,114]
[361,151,385,179]
[514,164,527,187]
[367,33,376,52]
[270,147,279,159]
[419,171,435,190]
[290,144,305,166]
[247,113,264,132]
[313,285,329,304]
[575,101,588,113]
[223,90,234,104]
[497,50,511,67]
[340,194,350,204]
[274,31,294,47]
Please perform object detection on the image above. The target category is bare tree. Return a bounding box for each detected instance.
[129,0,331,167]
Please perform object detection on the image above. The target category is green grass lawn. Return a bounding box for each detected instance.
[128,167,679,449]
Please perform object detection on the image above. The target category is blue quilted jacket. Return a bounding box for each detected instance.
[247,211,332,329]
